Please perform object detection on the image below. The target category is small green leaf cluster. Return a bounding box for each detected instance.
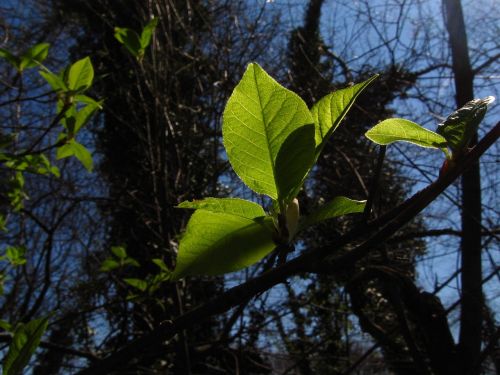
[41,56,101,172]
[100,246,140,272]
[364,96,494,159]
[114,18,158,61]
[0,43,49,72]
[0,43,101,375]
[123,263,172,297]
[100,247,172,298]
[0,246,27,267]
[172,63,373,280]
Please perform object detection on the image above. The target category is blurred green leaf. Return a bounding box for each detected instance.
[124,278,148,292]
[5,246,26,266]
[100,259,120,272]
[0,320,12,332]
[152,258,169,272]
[140,18,158,49]
[19,43,50,70]
[2,317,49,375]
[114,27,142,57]
[0,48,20,69]
[111,246,127,259]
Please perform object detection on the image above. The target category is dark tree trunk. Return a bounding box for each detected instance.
[442,1,483,374]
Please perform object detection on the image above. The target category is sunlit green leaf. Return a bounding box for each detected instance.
[365,118,447,149]
[19,43,50,70]
[39,70,67,91]
[74,102,101,133]
[222,63,313,200]
[140,18,159,49]
[56,140,93,172]
[66,57,94,92]
[177,197,265,219]
[311,75,378,155]
[74,94,103,109]
[172,211,276,279]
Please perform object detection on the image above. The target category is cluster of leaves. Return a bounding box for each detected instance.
[40,56,101,172]
[0,43,100,374]
[0,17,162,372]
[171,63,495,281]
[114,18,158,61]
[171,63,373,279]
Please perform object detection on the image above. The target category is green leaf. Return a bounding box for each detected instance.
[437,96,495,155]
[100,258,120,272]
[114,27,142,57]
[300,196,366,230]
[111,246,127,259]
[124,258,140,267]
[39,70,67,91]
[66,57,94,92]
[124,278,148,292]
[222,63,313,200]
[72,142,93,171]
[2,317,49,375]
[311,75,378,155]
[177,197,265,219]
[152,258,169,272]
[365,118,447,149]
[74,102,101,133]
[0,320,12,332]
[140,18,159,49]
[275,124,315,204]
[0,215,7,232]
[172,211,276,279]
[19,43,50,70]
[5,246,26,266]
[56,140,93,172]
[74,94,103,109]
[0,48,20,69]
